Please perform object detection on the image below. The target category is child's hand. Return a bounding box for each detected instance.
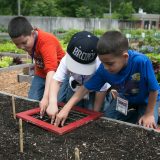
[54,108,70,127]
[46,104,59,124]
[138,113,157,129]
[39,97,49,118]
[111,89,118,99]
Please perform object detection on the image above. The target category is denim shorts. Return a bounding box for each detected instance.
[28,75,45,101]
[58,76,95,110]
[103,95,160,125]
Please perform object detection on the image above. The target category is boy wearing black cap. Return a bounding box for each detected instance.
[40,31,111,122]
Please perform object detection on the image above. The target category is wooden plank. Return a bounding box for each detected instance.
[0,63,34,72]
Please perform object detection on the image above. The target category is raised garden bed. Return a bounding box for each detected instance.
[0,53,34,83]
[0,53,31,69]
[1,92,160,160]
[0,70,30,97]
[0,63,34,72]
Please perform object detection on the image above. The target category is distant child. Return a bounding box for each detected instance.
[41,31,111,122]
[53,31,160,129]
[8,16,65,109]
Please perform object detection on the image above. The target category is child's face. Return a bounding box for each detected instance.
[98,52,128,74]
[11,31,35,54]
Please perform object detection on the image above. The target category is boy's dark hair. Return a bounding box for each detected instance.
[8,16,33,38]
[97,31,129,56]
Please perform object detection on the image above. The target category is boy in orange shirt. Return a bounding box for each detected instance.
[8,16,65,109]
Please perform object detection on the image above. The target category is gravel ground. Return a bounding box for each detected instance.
[0,69,30,97]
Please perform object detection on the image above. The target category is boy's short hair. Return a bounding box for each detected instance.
[97,31,129,56]
[8,16,33,38]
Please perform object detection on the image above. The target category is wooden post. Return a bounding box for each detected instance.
[75,147,80,160]
[19,118,24,152]
[11,96,16,119]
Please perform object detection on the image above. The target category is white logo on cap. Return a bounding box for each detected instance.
[72,47,95,62]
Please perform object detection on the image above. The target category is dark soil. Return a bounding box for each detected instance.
[1,93,160,160]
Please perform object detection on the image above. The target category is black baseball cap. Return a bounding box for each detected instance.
[66,31,99,75]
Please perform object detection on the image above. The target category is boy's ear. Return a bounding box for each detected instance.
[122,52,129,59]
[31,30,35,36]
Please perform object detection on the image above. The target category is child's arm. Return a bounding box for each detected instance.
[45,79,62,123]
[94,89,118,112]
[54,85,89,126]
[39,71,55,116]
[93,91,107,111]
[138,90,158,129]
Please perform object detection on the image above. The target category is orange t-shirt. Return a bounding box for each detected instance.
[34,29,65,78]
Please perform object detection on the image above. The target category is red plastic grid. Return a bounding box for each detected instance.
[16,103,103,135]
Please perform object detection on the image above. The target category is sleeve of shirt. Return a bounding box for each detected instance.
[145,57,159,91]
[53,55,68,82]
[40,41,61,73]
[100,82,111,91]
[84,64,107,91]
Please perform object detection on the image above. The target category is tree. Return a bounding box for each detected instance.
[29,0,62,16]
[76,6,92,18]
[0,0,159,17]
[0,0,15,15]
[131,0,160,14]
[115,1,135,20]
[55,0,82,17]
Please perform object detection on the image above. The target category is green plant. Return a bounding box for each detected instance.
[0,41,25,54]
[146,53,160,82]
[0,56,13,68]
[115,2,135,20]
[53,28,66,34]
[63,29,80,44]
[60,40,67,52]
[0,25,7,33]
[92,29,106,37]
[76,6,92,18]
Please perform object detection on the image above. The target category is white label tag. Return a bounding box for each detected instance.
[116,96,128,115]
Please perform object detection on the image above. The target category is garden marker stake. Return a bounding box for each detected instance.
[75,147,80,160]
[19,118,24,153]
[11,96,16,119]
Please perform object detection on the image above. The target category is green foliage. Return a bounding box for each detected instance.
[29,0,62,16]
[156,73,160,83]
[60,29,106,51]
[0,61,9,68]
[0,0,13,15]
[63,29,80,44]
[0,25,7,33]
[123,29,160,41]
[92,29,106,37]
[0,0,160,17]
[0,56,13,68]
[0,42,25,54]
[116,1,135,20]
[0,55,28,68]
[131,0,160,14]
[55,0,82,17]
[60,40,67,52]
[1,56,13,65]
[144,37,160,47]
[53,28,66,34]
[76,6,92,18]
[112,12,119,19]
[146,53,160,62]
[146,53,160,82]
